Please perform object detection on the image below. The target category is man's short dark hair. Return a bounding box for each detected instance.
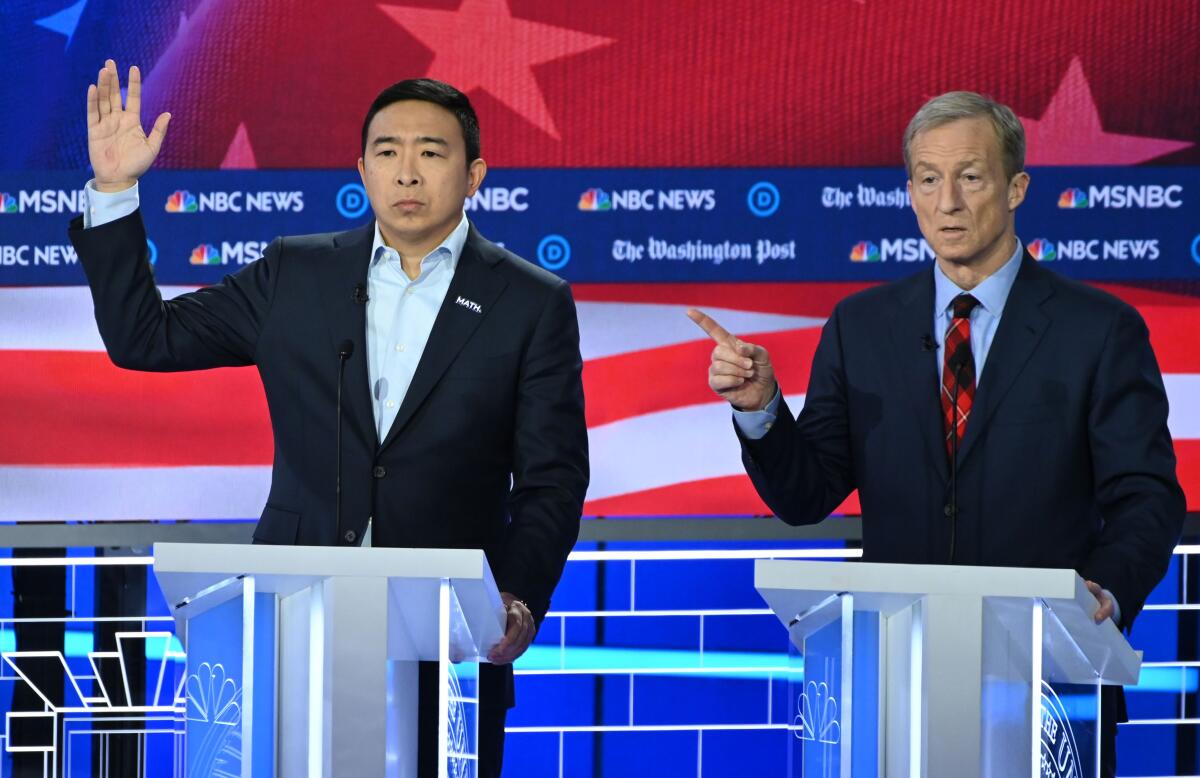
[360,78,481,166]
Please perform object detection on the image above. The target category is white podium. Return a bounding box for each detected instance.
[153,543,506,778]
[755,560,1141,777]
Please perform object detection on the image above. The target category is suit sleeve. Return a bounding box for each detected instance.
[68,209,280,371]
[738,304,856,525]
[497,279,589,623]
[1079,303,1186,629]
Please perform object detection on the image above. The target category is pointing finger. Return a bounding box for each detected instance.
[686,308,736,347]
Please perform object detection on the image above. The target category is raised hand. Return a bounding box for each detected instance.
[87,59,170,193]
[686,308,777,411]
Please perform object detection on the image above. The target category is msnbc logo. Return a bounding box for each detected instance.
[1057,188,1088,209]
[577,188,612,211]
[1028,239,1057,262]
[0,193,16,213]
[849,241,880,263]
[166,190,198,213]
[189,244,221,265]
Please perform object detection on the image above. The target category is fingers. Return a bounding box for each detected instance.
[686,308,735,347]
[147,112,172,156]
[126,65,142,118]
[740,341,771,365]
[105,60,122,116]
[97,65,110,118]
[710,373,747,391]
[87,84,99,128]
[1085,580,1114,624]
[712,343,753,373]
[488,598,536,665]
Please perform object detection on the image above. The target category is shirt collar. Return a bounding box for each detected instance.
[934,237,1023,318]
[370,211,470,273]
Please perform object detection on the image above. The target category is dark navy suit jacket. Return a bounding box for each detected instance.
[740,252,1184,630]
[69,211,590,626]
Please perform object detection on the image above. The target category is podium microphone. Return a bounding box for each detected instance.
[336,340,355,544]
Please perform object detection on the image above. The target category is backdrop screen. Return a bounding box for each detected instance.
[2,0,1198,519]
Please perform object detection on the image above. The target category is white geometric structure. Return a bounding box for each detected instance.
[3,631,186,777]
[755,560,1142,777]
[152,543,506,778]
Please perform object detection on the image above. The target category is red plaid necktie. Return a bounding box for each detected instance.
[941,294,980,458]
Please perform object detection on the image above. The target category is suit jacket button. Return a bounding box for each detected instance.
[373,465,386,478]
[344,529,357,544]
[944,504,953,517]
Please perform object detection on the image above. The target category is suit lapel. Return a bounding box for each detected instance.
[318,222,377,449]
[378,227,509,452]
[956,253,1052,464]
[886,269,949,482]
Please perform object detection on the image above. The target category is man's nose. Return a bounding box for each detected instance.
[936,180,964,213]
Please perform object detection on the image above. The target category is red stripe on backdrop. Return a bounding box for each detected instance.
[1095,284,1200,308]
[583,329,822,428]
[0,351,272,466]
[1178,440,1200,512]
[584,474,862,517]
[572,282,875,317]
[1140,307,1200,374]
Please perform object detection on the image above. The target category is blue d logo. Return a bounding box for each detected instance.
[748,182,780,217]
[336,183,369,219]
[537,234,571,270]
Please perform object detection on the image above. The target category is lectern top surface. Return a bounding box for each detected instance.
[152,542,493,580]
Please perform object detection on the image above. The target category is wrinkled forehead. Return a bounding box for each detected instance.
[909,117,1003,168]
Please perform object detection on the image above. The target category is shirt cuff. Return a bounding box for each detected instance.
[732,386,782,440]
[83,179,139,229]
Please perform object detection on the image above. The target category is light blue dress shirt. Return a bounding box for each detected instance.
[932,239,1023,383]
[365,214,468,441]
[81,179,139,227]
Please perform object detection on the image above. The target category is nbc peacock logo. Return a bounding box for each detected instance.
[849,241,880,263]
[1057,188,1088,209]
[577,188,612,211]
[0,193,16,213]
[189,244,221,265]
[1028,238,1057,262]
[166,190,198,213]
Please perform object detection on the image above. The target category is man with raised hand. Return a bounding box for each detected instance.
[71,59,588,776]
[689,92,1183,775]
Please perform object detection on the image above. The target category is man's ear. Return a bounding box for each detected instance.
[1008,171,1030,211]
[466,158,487,198]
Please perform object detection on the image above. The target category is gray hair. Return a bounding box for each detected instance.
[902,91,1026,181]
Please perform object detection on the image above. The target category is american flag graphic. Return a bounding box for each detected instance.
[2,280,1197,518]
[1,0,1197,518]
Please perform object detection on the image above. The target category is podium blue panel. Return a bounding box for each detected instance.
[183,588,275,777]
